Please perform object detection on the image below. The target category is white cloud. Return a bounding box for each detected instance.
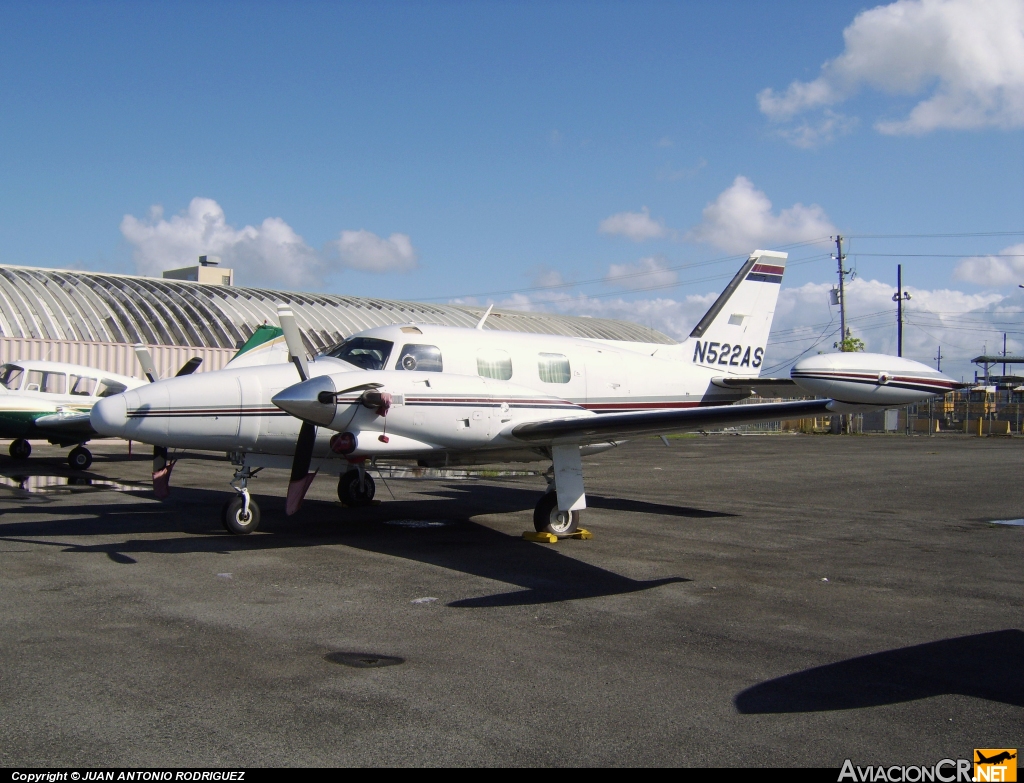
[121,197,419,287]
[598,206,670,242]
[759,0,1024,138]
[776,111,858,149]
[688,176,836,253]
[121,197,323,289]
[768,277,1012,378]
[492,288,718,344]
[335,230,418,273]
[954,243,1024,286]
[606,255,678,290]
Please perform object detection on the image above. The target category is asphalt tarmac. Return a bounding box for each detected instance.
[0,435,1020,767]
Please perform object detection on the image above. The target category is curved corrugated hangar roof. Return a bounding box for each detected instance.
[0,265,675,354]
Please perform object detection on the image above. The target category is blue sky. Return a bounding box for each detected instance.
[1,1,1022,379]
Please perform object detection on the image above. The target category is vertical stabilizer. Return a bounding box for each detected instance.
[225,324,289,368]
[681,250,786,375]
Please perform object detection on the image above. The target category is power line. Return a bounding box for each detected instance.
[850,253,1024,258]
[846,231,1024,239]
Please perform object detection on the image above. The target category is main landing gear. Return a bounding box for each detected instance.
[223,464,262,535]
[532,444,586,536]
[533,492,580,535]
[338,466,375,507]
[68,445,93,470]
[7,439,92,470]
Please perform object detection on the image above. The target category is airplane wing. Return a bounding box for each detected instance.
[32,411,95,437]
[511,399,833,444]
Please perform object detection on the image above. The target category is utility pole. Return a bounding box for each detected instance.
[892,264,911,357]
[833,235,849,349]
[1002,333,1007,377]
[935,345,943,371]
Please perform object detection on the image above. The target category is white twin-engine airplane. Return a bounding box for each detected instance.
[90,250,959,536]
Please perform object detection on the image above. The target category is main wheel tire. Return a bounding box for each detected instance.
[9,439,31,460]
[68,446,93,470]
[221,495,260,535]
[337,471,376,507]
[533,492,580,535]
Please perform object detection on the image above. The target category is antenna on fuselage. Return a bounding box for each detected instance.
[475,304,494,330]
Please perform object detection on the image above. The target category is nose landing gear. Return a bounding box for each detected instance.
[9,438,31,460]
[223,464,262,534]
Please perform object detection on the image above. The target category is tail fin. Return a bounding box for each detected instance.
[681,249,786,375]
[225,324,290,368]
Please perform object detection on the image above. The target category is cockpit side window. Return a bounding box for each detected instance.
[0,364,24,390]
[395,344,443,372]
[327,337,394,370]
[69,375,97,396]
[26,370,67,394]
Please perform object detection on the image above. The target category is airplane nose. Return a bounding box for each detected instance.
[90,393,128,436]
[272,375,337,426]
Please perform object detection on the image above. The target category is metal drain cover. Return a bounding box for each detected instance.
[325,652,404,668]
[384,519,453,528]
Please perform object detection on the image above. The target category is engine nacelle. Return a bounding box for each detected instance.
[791,353,959,406]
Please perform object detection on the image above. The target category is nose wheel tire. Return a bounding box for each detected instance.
[533,492,580,535]
[68,446,93,470]
[9,439,31,460]
[222,495,260,534]
[338,471,376,507]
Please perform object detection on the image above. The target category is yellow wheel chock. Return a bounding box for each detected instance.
[522,529,592,543]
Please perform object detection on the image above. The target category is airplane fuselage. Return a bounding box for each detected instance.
[92,325,752,465]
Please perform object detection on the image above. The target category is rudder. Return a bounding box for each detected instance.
[682,249,786,375]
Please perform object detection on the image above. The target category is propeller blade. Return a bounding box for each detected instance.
[277,306,309,381]
[286,421,317,515]
[134,344,159,383]
[175,357,203,376]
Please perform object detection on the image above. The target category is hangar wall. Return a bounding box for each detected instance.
[0,336,235,381]
[0,264,675,378]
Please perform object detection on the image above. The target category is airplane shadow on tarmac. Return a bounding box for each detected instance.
[0,478,691,607]
[734,629,1024,712]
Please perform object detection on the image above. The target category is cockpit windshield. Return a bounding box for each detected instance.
[326,337,394,370]
[0,364,24,390]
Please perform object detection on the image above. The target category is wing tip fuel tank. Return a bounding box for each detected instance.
[791,352,959,405]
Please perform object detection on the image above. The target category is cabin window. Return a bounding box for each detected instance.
[476,349,512,380]
[69,375,97,396]
[396,344,443,372]
[0,364,24,390]
[538,353,571,384]
[96,379,128,398]
[328,337,394,371]
[26,370,66,394]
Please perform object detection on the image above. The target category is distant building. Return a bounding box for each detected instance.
[162,255,234,286]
